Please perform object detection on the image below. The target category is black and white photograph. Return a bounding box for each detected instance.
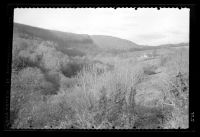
[10,8,189,129]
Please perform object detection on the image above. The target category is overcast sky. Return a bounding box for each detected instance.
[14,8,189,46]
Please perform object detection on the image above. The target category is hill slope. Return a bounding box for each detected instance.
[13,23,189,56]
[13,23,144,55]
[91,35,140,51]
[13,23,100,56]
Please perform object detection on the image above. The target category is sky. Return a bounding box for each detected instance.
[14,8,189,46]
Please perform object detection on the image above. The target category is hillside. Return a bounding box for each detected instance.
[91,35,140,51]
[13,23,100,56]
[157,43,189,48]
[13,23,189,57]
[13,23,142,56]
[11,23,189,129]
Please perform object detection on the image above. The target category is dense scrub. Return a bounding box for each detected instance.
[10,36,189,129]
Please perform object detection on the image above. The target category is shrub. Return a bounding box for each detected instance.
[163,48,189,76]
[10,67,58,128]
[60,75,79,90]
[17,67,45,89]
[154,70,189,128]
[27,101,66,128]
[34,41,70,71]
[43,70,60,93]
[11,92,43,129]
[39,80,59,95]
[47,91,94,129]
[10,47,189,129]
[133,103,174,129]
[12,38,43,72]
[69,61,145,128]
[12,55,41,72]
[61,62,83,78]
[12,38,30,58]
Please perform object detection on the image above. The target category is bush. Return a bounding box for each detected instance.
[60,75,79,90]
[34,41,70,71]
[61,62,83,78]
[68,62,145,128]
[43,70,60,93]
[12,38,30,58]
[10,67,59,128]
[12,55,41,72]
[27,100,67,128]
[153,69,189,128]
[17,67,45,89]
[163,48,189,76]
[12,38,43,72]
[11,92,43,129]
[10,46,189,129]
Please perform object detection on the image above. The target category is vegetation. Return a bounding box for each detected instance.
[10,23,189,129]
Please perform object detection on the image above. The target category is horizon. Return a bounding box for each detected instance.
[14,8,189,46]
[13,22,189,47]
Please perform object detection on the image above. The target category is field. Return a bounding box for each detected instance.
[10,24,189,129]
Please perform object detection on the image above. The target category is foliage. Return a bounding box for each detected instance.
[10,34,189,129]
[10,67,61,128]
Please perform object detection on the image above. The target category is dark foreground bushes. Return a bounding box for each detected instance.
[12,55,41,72]
[61,62,84,78]
[10,67,61,128]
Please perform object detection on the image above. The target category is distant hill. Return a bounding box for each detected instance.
[129,42,189,52]
[13,23,189,56]
[13,23,142,56]
[91,35,140,51]
[13,23,99,56]
[157,43,189,48]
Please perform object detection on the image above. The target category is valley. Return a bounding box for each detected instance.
[10,23,189,129]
